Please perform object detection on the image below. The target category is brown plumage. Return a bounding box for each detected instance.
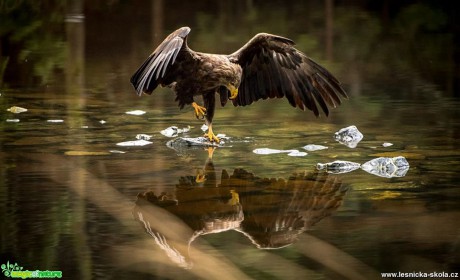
[131,26,347,142]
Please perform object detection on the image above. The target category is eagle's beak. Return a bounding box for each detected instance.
[228,85,238,100]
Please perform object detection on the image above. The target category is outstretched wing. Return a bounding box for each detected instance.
[130,26,191,95]
[228,33,347,116]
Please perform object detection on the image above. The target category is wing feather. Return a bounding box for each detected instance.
[228,33,347,117]
[130,27,191,95]
[314,73,339,107]
[308,76,330,116]
[257,67,267,99]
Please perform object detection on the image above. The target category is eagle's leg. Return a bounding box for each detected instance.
[192,102,206,119]
[203,92,219,143]
[205,124,220,143]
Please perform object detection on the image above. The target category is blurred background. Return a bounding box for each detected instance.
[1,0,459,96]
[1,1,459,279]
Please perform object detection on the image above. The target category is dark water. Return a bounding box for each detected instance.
[1,1,460,279]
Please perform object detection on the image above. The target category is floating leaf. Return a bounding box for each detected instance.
[136,134,153,140]
[116,139,152,146]
[253,148,289,155]
[287,150,307,157]
[253,148,306,156]
[109,150,126,154]
[302,144,328,151]
[7,106,27,113]
[160,126,191,137]
[361,156,410,178]
[334,125,363,148]
[125,110,146,115]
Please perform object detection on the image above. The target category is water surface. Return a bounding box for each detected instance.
[1,1,460,279]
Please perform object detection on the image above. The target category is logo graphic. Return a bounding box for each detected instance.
[1,261,23,277]
[1,261,62,279]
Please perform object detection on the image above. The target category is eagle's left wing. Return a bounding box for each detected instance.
[227,33,347,117]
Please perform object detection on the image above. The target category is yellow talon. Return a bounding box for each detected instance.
[205,124,220,143]
[205,131,220,143]
[192,102,206,119]
[195,169,206,183]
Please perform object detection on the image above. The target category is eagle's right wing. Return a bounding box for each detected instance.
[130,26,191,95]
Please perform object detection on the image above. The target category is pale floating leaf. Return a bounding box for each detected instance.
[253,148,299,155]
[109,150,126,154]
[7,106,28,113]
[253,148,284,155]
[334,125,363,148]
[160,126,190,137]
[6,119,20,123]
[116,139,152,146]
[302,144,328,151]
[361,156,410,178]
[382,142,393,147]
[287,150,307,157]
[47,119,64,123]
[136,134,153,140]
[125,110,146,115]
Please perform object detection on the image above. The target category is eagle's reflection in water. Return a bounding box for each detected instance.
[133,148,347,268]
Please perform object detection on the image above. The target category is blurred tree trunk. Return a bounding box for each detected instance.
[325,0,334,61]
[65,2,91,279]
[152,0,164,47]
[65,0,85,105]
[151,0,165,108]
